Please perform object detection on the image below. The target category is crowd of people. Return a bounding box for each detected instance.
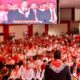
[0,33,80,80]
[0,0,57,24]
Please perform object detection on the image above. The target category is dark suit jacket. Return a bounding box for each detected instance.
[44,64,71,80]
[8,9,35,24]
[7,10,15,24]
[37,9,51,24]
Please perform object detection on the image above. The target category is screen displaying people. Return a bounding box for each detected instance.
[0,0,58,24]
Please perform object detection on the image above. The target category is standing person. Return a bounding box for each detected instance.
[7,3,18,24]
[30,3,39,23]
[77,60,80,80]
[44,50,71,80]
[37,3,51,24]
[48,2,57,23]
[8,0,35,24]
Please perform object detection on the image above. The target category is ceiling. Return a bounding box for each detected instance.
[60,0,80,8]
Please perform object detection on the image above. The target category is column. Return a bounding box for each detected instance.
[45,24,49,35]
[28,24,33,37]
[3,24,9,41]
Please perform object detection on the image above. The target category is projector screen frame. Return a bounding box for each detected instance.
[0,0,60,25]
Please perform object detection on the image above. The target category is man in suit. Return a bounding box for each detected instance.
[8,0,35,24]
[7,3,16,24]
[48,2,57,24]
[37,3,51,24]
[30,3,39,23]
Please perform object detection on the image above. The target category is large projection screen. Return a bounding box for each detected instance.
[0,0,59,24]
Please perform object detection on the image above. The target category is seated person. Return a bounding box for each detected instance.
[77,60,80,79]
[8,64,20,80]
[0,65,9,80]
[20,60,34,80]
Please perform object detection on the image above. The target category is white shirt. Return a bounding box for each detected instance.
[20,65,34,80]
[18,8,30,18]
[9,69,21,79]
[35,69,45,80]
